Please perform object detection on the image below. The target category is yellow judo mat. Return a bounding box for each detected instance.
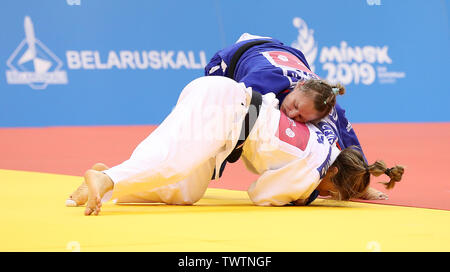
[1,169,449,252]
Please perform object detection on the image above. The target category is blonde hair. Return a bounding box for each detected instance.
[295,79,346,119]
[330,147,405,200]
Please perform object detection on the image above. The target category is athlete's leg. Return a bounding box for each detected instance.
[114,157,215,205]
[83,158,214,215]
[83,77,249,215]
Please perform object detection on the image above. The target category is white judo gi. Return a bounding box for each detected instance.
[102,76,340,206]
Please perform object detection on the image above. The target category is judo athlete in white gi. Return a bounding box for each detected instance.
[66,76,404,216]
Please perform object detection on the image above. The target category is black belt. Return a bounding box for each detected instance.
[226,90,262,163]
[212,40,271,178]
[227,39,273,79]
[213,90,262,179]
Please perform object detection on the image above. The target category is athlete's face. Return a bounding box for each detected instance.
[318,167,370,199]
[317,167,339,198]
[280,89,321,123]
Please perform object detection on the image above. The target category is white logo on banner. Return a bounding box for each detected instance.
[291,17,405,85]
[66,50,207,70]
[66,0,81,6]
[6,16,68,90]
[291,17,318,73]
[367,0,382,6]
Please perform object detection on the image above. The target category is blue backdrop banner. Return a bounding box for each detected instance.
[1,0,449,127]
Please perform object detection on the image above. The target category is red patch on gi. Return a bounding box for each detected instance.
[265,51,319,78]
[277,111,310,150]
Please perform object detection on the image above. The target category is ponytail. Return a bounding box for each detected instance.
[367,161,404,189]
[331,147,405,200]
[324,82,346,106]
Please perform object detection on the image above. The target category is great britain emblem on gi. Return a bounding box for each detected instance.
[5,16,68,90]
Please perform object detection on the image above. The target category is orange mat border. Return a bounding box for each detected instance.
[0,122,449,210]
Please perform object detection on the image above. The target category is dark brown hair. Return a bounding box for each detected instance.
[330,147,405,200]
[295,79,346,119]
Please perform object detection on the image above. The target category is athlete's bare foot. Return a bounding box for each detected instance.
[66,163,109,207]
[84,169,114,216]
[66,182,89,207]
[360,186,388,200]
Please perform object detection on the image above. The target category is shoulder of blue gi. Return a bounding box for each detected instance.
[204,36,283,76]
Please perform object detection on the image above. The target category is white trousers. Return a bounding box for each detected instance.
[103,76,251,204]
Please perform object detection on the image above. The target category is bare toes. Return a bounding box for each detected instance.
[67,183,89,206]
[84,206,93,216]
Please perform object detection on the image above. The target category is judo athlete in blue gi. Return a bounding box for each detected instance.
[205,33,386,200]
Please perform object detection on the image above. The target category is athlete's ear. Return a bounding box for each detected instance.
[327,166,338,178]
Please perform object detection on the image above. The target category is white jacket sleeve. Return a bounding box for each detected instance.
[247,156,321,206]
